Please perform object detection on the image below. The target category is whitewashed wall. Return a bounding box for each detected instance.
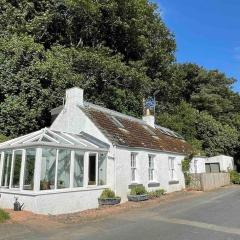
[190,157,206,173]
[206,155,234,172]
[191,155,234,173]
[115,147,186,202]
[0,188,105,215]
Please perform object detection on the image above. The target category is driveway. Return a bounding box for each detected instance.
[1,185,240,240]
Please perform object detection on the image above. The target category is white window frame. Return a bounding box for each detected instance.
[148,155,155,182]
[130,153,137,182]
[168,156,176,180]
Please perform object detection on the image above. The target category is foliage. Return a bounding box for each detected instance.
[182,155,192,186]
[99,188,118,199]
[229,170,240,184]
[130,185,147,195]
[0,209,9,223]
[158,102,240,158]
[148,189,165,198]
[0,134,9,143]
[1,0,240,167]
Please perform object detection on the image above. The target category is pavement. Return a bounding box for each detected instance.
[1,185,240,240]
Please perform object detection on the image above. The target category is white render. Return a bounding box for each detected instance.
[0,87,188,215]
[190,156,206,174]
[190,155,234,174]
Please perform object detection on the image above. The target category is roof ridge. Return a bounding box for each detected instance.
[83,101,147,125]
[82,101,182,137]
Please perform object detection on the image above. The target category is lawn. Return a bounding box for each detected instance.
[0,208,10,223]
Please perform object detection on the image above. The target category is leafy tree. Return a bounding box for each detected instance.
[158,102,239,157]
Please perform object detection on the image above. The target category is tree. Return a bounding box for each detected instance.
[0,0,175,137]
[157,102,239,157]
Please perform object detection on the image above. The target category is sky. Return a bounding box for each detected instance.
[152,0,240,92]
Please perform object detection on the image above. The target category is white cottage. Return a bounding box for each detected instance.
[0,87,192,215]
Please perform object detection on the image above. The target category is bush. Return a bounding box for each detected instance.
[100,189,116,199]
[229,170,240,184]
[0,209,9,223]
[148,189,165,199]
[130,185,147,195]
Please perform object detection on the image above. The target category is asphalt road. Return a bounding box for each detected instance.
[1,186,240,240]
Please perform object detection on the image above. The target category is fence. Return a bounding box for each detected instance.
[189,173,230,191]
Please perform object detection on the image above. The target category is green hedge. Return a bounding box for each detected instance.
[230,170,240,184]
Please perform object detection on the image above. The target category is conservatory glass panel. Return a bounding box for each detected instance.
[73,151,84,187]
[98,153,107,185]
[12,150,23,188]
[57,149,71,189]
[1,151,12,187]
[40,148,56,190]
[23,149,36,190]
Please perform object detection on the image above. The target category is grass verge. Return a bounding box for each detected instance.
[0,209,10,223]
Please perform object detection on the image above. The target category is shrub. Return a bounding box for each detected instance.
[100,189,116,199]
[130,185,147,195]
[148,189,165,198]
[229,170,240,184]
[0,209,9,223]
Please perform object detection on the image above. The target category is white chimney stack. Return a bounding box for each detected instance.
[142,109,155,128]
[65,87,84,107]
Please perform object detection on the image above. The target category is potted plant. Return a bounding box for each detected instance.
[98,189,121,206]
[40,179,50,190]
[128,185,149,202]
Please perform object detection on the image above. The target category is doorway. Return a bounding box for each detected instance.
[88,154,96,185]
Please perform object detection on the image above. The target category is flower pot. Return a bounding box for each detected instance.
[98,197,121,206]
[127,194,149,202]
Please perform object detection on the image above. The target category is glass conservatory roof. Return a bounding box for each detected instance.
[0,128,109,151]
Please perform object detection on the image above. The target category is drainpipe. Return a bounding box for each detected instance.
[113,145,117,195]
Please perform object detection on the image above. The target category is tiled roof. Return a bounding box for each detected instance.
[81,103,192,154]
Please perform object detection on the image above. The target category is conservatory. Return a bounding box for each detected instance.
[0,128,109,214]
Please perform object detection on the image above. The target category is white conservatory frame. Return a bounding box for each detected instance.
[0,128,109,195]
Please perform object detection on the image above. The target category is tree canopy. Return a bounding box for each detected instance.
[1,0,240,166]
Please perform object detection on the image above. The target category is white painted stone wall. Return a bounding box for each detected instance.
[190,157,206,173]
[190,155,234,173]
[115,147,186,202]
[0,187,105,215]
[206,155,234,172]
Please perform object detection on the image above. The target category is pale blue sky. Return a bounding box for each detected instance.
[152,0,240,92]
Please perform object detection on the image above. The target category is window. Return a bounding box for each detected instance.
[148,155,155,181]
[131,153,137,182]
[74,151,84,187]
[11,150,23,188]
[111,116,124,128]
[23,149,36,190]
[98,153,107,185]
[57,149,71,189]
[168,157,175,180]
[40,148,57,190]
[88,154,97,185]
[1,151,12,188]
[143,125,156,136]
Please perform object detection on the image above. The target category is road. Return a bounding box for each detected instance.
[1,186,240,239]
